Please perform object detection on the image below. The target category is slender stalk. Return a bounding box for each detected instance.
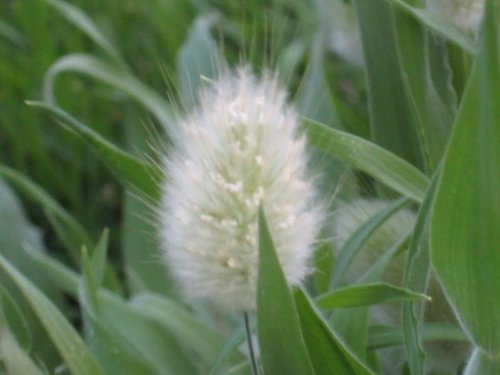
[243,312,260,375]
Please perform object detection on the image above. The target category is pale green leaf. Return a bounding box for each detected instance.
[0,165,92,261]
[431,0,500,356]
[330,197,410,288]
[176,13,223,109]
[463,349,500,375]
[317,283,429,309]
[388,0,476,54]
[0,254,104,375]
[303,119,429,202]
[368,323,467,349]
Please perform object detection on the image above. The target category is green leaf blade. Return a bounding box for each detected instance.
[257,208,314,375]
[303,120,429,202]
[431,0,500,356]
[0,254,104,375]
[317,283,429,309]
[27,102,161,201]
[294,288,375,375]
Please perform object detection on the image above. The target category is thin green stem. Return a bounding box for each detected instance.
[244,312,260,375]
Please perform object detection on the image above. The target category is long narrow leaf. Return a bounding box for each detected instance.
[43,54,176,133]
[330,197,410,288]
[388,0,476,54]
[402,171,440,375]
[317,283,428,309]
[0,253,104,375]
[431,0,500,356]
[352,0,424,169]
[257,208,314,375]
[303,119,429,202]
[294,288,375,375]
[27,102,162,200]
[44,0,122,64]
[368,324,467,349]
[0,164,92,261]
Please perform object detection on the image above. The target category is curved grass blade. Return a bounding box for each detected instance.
[27,102,162,200]
[28,246,197,374]
[0,20,28,48]
[0,326,42,375]
[209,323,247,375]
[0,253,104,375]
[317,283,429,309]
[43,54,176,134]
[257,208,314,375]
[463,349,500,375]
[129,293,246,370]
[330,197,411,289]
[101,296,198,375]
[294,288,375,375]
[44,0,122,65]
[303,119,429,202]
[0,164,92,261]
[388,0,476,54]
[78,246,170,375]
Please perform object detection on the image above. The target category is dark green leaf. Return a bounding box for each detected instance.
[0,286,32,351]
[257,208,314,375]
[294,288,375,375]
[352,0,424,169]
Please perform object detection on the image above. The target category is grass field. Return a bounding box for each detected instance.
[0,0,499,374]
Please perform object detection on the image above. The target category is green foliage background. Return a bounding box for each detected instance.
[0,0,499,374]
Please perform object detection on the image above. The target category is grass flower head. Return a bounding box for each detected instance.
[159,67,321,311]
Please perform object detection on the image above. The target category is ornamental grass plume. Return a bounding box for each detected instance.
[159,67,321,311]
[427,0,485,32]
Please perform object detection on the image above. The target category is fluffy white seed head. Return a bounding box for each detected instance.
[159,67,321,311]
[427,0,485,32]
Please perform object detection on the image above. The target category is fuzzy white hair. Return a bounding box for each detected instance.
[159,67,322,311]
